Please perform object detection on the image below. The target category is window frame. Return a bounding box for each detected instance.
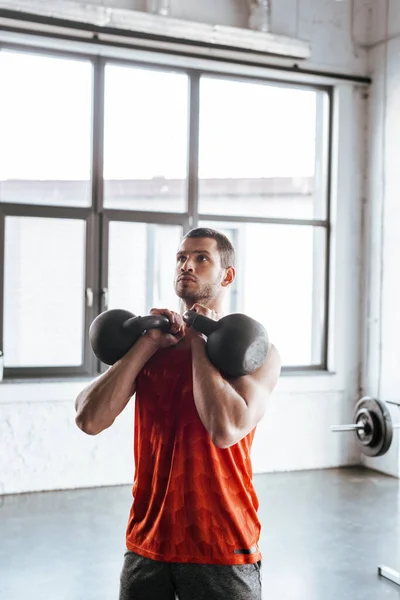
[0,204,96,379]
[0,41,333,380]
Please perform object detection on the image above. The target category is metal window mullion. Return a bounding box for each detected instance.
[186,71,200,232]
[4,366,93,379]
[0,40,96,63]
[311,91,330,366]
[280,365,327,373]
[310,227,328,366]
[92,55,105,214]
[229,227,241,314]
[322,224,331,369]
[99,214,109,314]
[89,55,106,375]
[102,209,189,225]
[321,89,334,370]
[83,213,97,375]
[146,224,156,311]
[198,213,329,227]
[0,203,91,219]
[98,213,109,374]
[0,211,4,365]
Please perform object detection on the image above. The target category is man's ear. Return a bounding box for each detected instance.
[221,266,236,287]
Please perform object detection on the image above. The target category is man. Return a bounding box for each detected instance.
[75,227,281,600]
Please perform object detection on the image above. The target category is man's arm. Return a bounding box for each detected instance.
[75,335,159,436]
[75,308,184,436]
[191,337,281,448]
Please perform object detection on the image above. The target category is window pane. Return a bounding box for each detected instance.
[4,217,86,367]
[200,221,327,367]
[108,222,183,314]
[202,225,238,315]
[0,50,92,207]
[199,77,328,220]
[104,65,189,213]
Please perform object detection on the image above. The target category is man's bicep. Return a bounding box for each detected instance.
[227,344,281,429]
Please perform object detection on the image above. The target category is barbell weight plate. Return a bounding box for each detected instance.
[353,397,393,457]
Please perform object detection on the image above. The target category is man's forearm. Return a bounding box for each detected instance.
[75,335,159,435]
[190,336,247,446]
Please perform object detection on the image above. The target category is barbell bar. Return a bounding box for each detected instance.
[331,424,369,432]
[331,396,400,457]
[332,424,400,432]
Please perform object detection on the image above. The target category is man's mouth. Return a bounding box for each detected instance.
[178,275,196,282]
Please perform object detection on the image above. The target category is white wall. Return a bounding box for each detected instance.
[0,383,134,494]
[0,0,371,494]
[362,0,400,477]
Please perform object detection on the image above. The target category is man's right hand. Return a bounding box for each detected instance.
[145,308,185,348]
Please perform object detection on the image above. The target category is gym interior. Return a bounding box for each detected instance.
[1,1,400,599]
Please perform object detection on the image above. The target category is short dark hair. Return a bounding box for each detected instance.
[183,227,235,268]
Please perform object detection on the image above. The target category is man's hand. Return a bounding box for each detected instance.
[185,303,219,342]
[145,308,185,348]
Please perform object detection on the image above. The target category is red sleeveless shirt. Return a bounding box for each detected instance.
[125,345,262,565]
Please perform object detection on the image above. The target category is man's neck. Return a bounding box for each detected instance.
[182,303,224,319]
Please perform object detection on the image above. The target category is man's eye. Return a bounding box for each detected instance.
[198,255,207,261]
[178,256,186,262]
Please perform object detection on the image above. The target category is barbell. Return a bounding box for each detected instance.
[89,308,269,378]
[331,396,400,457]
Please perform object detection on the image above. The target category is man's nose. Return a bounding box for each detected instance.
[181,258,194,271]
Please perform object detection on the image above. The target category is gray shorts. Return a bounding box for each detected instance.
[119,549,262,600]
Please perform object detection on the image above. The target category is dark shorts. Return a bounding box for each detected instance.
[119,549,262,600]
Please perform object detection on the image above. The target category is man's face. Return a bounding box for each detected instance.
[174,237,228,305]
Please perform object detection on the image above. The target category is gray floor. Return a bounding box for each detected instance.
[1,467,400,600]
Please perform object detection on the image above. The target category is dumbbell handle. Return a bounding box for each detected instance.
[123,314,170,333]
[182,310,218,336]
[332,423,400,432]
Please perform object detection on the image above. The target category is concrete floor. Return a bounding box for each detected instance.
[1,467,400,600]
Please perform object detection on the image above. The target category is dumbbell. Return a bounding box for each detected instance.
[89,308,269,377]
[331,396,400,457]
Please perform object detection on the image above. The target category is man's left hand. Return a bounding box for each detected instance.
[185,304,219,342]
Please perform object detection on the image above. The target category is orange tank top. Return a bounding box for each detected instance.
[125,345,262,565]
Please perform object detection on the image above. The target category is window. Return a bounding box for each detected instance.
[4,217,86,368]
[200,221,327,366]
[0,45,331,379]
[107,222,183,314]
[0,50,92,207]
[198,76,330,368]
[198,77,323,220]
[103,65,189,213]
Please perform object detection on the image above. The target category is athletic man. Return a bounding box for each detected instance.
[75,227,281,599]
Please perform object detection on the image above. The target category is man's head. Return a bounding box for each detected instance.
[174,228,236,308]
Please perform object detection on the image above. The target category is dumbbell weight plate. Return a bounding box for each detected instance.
[353,397,393,457]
